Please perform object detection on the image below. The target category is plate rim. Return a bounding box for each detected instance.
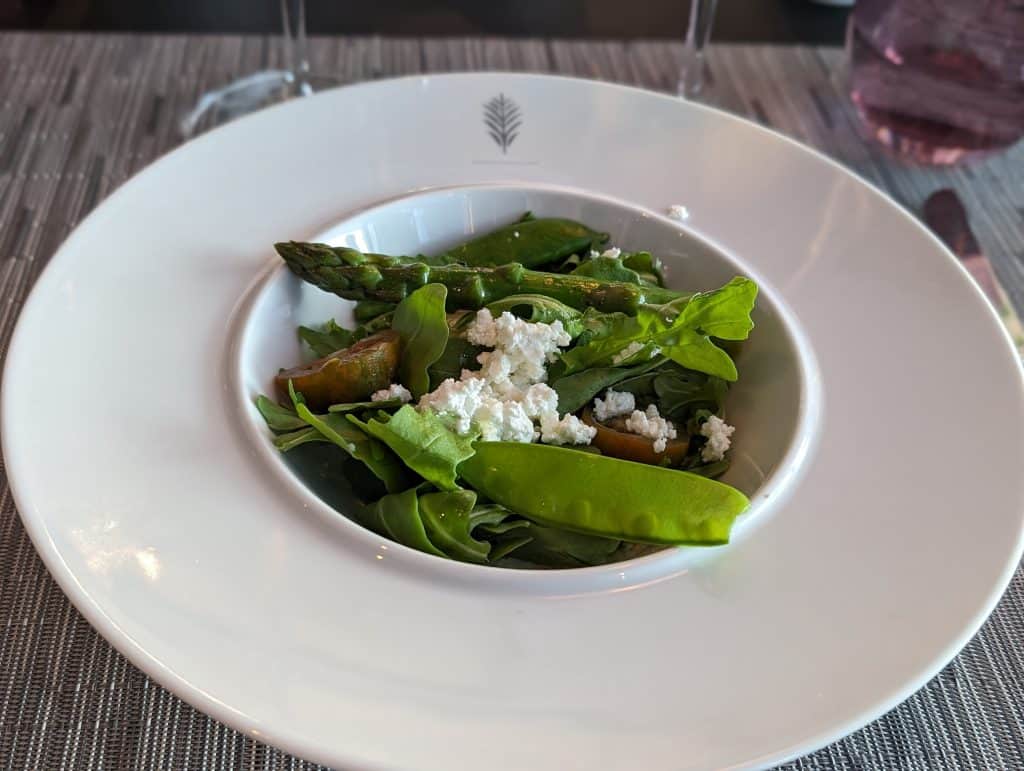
[3,70,1022,770]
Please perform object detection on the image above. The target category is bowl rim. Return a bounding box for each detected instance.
[228,181,825,595]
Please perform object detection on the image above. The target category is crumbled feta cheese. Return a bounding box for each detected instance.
[624,404,678,454]
[418,377,489,435]
[417,311,587,444]
[466,309,570,387]
[667,204,690,222]
[593,389,635,421]
[540,413,597,446]
[475,399,537,443]
[371,383,412,403]
[700,415,735,461]
[612,341,647,365]
[520,382,560,419]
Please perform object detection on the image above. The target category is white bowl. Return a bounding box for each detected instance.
[235,184,822,573]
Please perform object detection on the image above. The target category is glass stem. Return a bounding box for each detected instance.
[678,0,718,99]
[281,0,312,96]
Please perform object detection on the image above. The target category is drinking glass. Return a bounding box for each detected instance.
[677,0,719,99]
[847,0,1024,164]
[180,0,335,137]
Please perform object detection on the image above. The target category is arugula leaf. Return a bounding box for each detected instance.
[428,335,482,389]
[255,395,307,432]
[551,356,666,414]
[486,294,585,337]
[282,441,375,518]
[684,458,730,478]
[569,251,664,288]
[558,313,641,373]
[392,284,450,398]
[360,488,446,557]
[651,368,728,420]
[570,255,643,285]
[659,329,739,381]
[621,251,665,287]
[505,523,622,568]
[298,319,354,358]
[350,405,476,492]
[273,426,328,451]
[560,277,757,381]
[326,399,401,413]
[418,489,491,563]
[644,276,757,341]
[486,532,534,561]
[295,403,411,493]
[287,379,305,407]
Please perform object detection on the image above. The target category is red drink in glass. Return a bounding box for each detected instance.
[848,0,1024,164]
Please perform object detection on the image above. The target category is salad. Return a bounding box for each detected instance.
[256,214,758,568]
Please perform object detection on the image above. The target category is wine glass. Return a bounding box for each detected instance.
[677,0,719,99]
[847,0,1024,164]
[179,0,335,137]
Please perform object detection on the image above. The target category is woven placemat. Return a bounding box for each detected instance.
[1,33,1022,770]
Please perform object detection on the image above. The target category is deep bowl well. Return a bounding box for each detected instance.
[234,184,822,573]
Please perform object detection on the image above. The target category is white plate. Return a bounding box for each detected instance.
[3,73,1022,770]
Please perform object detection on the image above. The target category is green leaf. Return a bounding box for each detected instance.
[427,335,483,390]
[651,367,729,420]
[392,284,450,398]
[659,330,739,381]
[273,426,328,451]
[354,300,396,323]
[685,458,730,478]
[350,405,476,492]
[487,532,535,561]
[486,294,585,337]
[298,319,354,358]
[558,314,643,373]
[255,395,307,432]
[575,308,632,347]
[551,356,666,414]
[326,399,400,413]
[418,489,491,563]
[287,379,305,408]
[571,255,643,285]
[621,251,665,287]
[470,506,536,562]
[645,276,758,341]
[360,488,446,557]
[505,523,622,568]
[295,403,410,493]
[560,277,757,382]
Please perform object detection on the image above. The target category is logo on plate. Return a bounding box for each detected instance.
[483,94,521,154]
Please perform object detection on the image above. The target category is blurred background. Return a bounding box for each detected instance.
[2,0,850,42]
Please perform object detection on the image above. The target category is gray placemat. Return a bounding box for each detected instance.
[1,32,1022,771]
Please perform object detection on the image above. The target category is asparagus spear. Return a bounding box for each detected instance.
[275,241,683,314]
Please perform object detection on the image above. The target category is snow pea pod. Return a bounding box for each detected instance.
[441,217,608,269]
[459,443,748,545]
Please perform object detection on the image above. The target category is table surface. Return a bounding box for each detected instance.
[0,32,1022,771]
